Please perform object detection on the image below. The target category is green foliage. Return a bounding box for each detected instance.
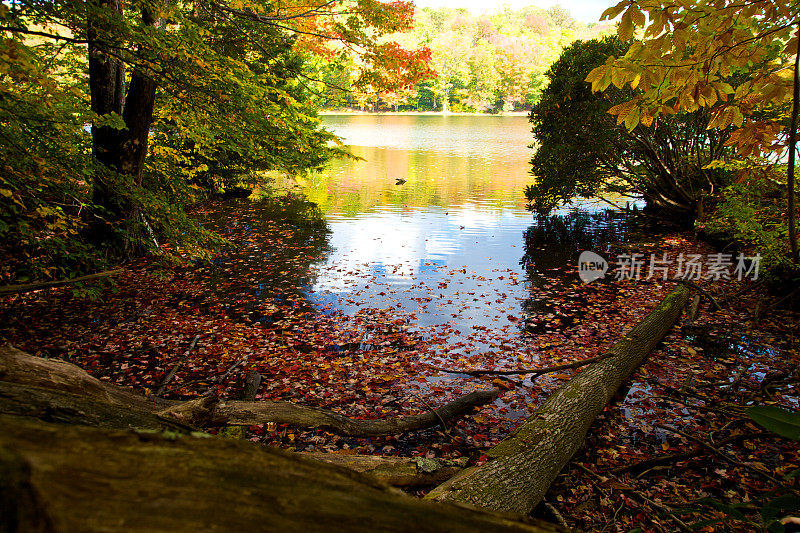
[747,405,800,440]
[698,173,800,280]
[0,0,407,284]
[526,36,732,218]
[311,6,614,113]
[526,36,628,212]
[0,24,104,283]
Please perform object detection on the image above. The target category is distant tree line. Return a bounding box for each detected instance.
[311,6,612,113]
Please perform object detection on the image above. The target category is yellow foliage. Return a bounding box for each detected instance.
[585,0,797,159]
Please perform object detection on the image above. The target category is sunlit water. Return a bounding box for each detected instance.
[282,114,625,361]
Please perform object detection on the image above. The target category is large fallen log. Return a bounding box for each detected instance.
[193,390,498,437]
[303,453,462,487]
[0,344,498,437]
[0,415,563,533]
[426,285,690,514]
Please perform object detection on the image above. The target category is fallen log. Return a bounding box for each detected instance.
[0,345,499,437]
[426,285,690,514]
[432,352,613,377]
[302,453,462,487]
[0,269,123,296]
[0,415,563,533]
[204,390,499,437]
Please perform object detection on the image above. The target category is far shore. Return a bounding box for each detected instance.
[318,110,530,117]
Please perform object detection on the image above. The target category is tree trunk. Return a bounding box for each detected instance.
[87,0,127,221]
[87,1,163,242]
[0,415,563,533]
[787,19,800,263]
[426,285,690,514]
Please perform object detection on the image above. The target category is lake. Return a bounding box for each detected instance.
[290,115,625,362]
[202,114,630,371]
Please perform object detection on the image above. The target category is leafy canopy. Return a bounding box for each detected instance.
[587,0,797,160]
[0,0,431,282]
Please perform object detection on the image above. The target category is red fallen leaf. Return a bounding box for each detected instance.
[492,378,514,390]
[506,315,519,322]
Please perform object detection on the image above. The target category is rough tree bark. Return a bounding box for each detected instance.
[87,0,164,237]
[303,453,463,487]
[426,285,690,514]
[0,345,562,532]
[0,415,563,533]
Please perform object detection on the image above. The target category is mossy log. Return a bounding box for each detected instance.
[302,452,462,487]
[426,285,690,514]
[0,344,498,437]
[0,415,564,533]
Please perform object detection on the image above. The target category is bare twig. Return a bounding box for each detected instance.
[573,462,693,532]
[718,279,765,306]
[203,354,250,396]
[543,501,569,530]
[655,424,793,489]
[611,432,775,475]
[676,280,723,311]
[0,269,123,296]
[155,335,201,397]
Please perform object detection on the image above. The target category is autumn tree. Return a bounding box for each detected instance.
[0,0,431,278]
[527,37,732,218]
[587,0,800,261]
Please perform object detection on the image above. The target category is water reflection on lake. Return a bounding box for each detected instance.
[269,114,632,359]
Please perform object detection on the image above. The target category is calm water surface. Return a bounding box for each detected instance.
[202,115,631,368]
[278,114,624,361]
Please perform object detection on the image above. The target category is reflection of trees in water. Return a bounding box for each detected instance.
[520,209,630,316]
[201,196,332,318]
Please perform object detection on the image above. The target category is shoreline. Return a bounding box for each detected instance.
[318,110,530,117]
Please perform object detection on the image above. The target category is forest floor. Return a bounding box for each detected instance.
[1,197,799,532]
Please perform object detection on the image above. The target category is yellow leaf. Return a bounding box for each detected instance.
[630,6,645,28]
[630,72,642,90]
[618,10,634,41]
[624,106,641,131]
[611,67,626,89]
[600,1,628,21]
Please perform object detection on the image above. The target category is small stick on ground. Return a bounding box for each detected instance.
[240,370,262,402]
[155,335,201,397]
[676,280,723,311]
[0,269,123,296]
[573,462,693,532]
[719,280,765,306]
[203,354,250,396]
[685,294,701,324]
[655,424,793,489]
[542,501,569,530]
[610,432,775,475]
[431,352,614,378]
